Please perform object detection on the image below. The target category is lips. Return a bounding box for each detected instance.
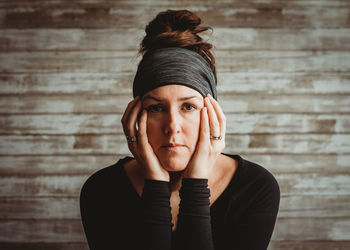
[162,143,184,147]
[160,143,186,151]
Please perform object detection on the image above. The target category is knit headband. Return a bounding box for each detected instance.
[132,47,217,100]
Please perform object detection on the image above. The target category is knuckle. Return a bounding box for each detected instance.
[213,121,220,128]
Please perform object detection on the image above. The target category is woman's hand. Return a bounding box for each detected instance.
[183,94,226,179]
[121,96,169,181]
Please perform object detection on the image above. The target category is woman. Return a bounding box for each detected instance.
[80,9,280,250]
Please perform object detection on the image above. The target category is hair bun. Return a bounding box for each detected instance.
[139,9,217,83]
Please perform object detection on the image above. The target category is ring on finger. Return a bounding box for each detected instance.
[210,135,222,140]
[126,135,137,143]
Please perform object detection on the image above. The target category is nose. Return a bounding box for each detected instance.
[163,108,181,136]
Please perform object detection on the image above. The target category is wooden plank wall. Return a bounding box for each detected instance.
[0,0,349,249]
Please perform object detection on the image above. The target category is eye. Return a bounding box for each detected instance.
[183,103,196,111]
[146,104,165,113]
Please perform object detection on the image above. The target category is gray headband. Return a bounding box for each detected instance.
[133,47,217,100]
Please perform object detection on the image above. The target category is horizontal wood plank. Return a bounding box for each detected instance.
[272,217,350,241]
[0,197,80,219]
[1,194,349,220]
[0,242,88,250]
[1,72,350,95]
[0,219,85,242]
[1,51,349,73]
[1,113,349,135]
[1,241,350,250]
[0,1,349,29]
[0,154,349,175]
[0,173,349,197]
[1,94,350,114]
[2,28,350,51]
[268,241,350,250]
[0,217,349,242]
[0,155,117,175]
[0,134,349,155]
[0,175,86,197]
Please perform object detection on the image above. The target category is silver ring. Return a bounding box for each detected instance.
[126,135,137,143]
[210,135,222,140]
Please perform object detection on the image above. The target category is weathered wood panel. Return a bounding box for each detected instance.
[0,154,349,175]
[2,28,350,51]
[272,217,350,241]
[0,0,349,248]
[0,155,117,175]
[1,73,350,95]
[1,113,349,135]
[0,219,85,242]
[0,217,349,242]
[269,241,350,250]
[1,194,349,220]
[0,1,349,29]
[1,51,349,73]
[0,175,85,197]
[1,94,350,114]
[0,197,80,219]
[0,173,349,197]
[0,241,350,250]
[0,242,88,250]
[0,134,349,155]
[1,241,350,250]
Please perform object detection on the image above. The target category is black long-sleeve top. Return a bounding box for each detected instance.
[80,154,280,250]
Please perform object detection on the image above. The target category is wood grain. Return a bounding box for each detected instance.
[1,51,349,73]
[0,113,349,135]
[1,194,349,220]
[0,1,349,29]
[1,28,350,51]
[0,0,349,248]
[0,134,349,155]
[0,154,349,175]
[0,217,349,242]
[0,173,349,197]
[1,94,349,114]
[1,73,350,95]
[1,241,350,250]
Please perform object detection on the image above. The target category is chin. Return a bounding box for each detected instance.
[159,155,190,172]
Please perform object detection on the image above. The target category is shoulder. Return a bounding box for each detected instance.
[242,156,280,208]
[225,154,280,208]
[80,156,133,199]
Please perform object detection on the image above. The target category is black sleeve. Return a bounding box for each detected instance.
[141,178,214,250]
[141,179,172,250]
[175,178,214,250]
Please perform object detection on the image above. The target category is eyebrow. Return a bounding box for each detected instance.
[142,95,202,102]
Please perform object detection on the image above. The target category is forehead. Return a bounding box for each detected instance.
[143,84,203,101]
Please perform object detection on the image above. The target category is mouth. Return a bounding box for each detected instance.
[160,144,186,151]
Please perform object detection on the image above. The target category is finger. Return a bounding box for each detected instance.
[199,107,210,145]
[121,96,140,136]
[126,99,142,137]
[204,96,220,139]
[137,109,149,148]
[208,94,226,139]
[121,96,139,125]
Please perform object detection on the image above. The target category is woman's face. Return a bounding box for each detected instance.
[141,84,204,172]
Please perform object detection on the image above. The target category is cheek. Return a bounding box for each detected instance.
[146,116,161,144]
[184,114,201,148]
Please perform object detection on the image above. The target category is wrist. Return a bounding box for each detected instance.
[144,170,170,182]
[182,168,209,179]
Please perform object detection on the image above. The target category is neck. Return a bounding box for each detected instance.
[169,171,183,191]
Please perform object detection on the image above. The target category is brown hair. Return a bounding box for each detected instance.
[139,9,217,83]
